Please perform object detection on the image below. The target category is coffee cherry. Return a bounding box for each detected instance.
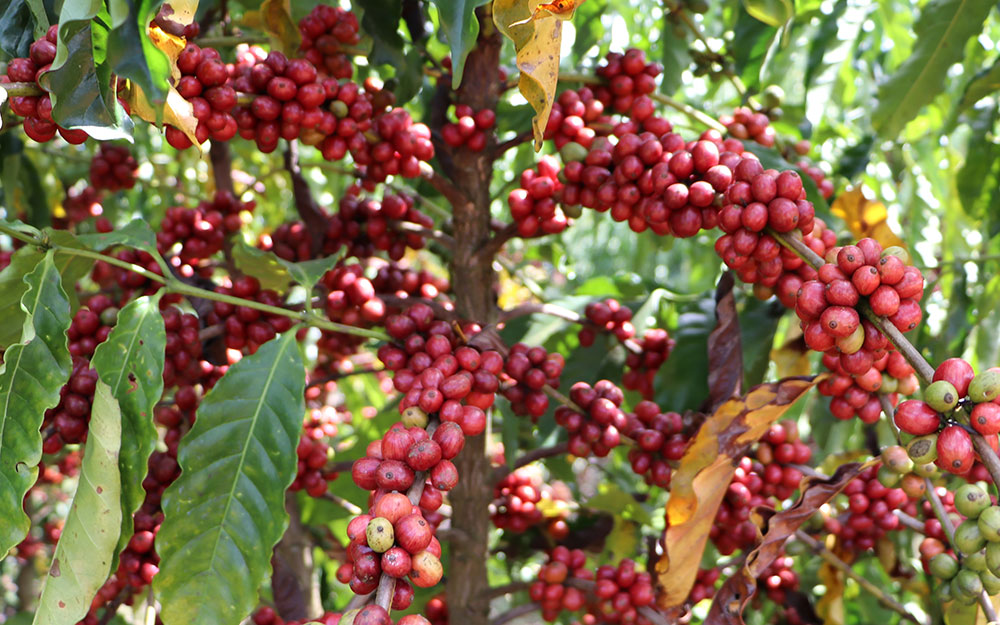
[979,506,1000,542]
[936,425,974,475]
[925,380,959,413]
[895,400,941,436]
[954,484,990,519]
[969,371,1000,403]
[929,553,959,580]
[934,358,976,398]
[972,402,1000,435]
[366,517,394,552]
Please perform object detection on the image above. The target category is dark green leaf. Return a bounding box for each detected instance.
[742,0,792,27]
[278,251,346,293]
[232,240,293,292]
[803,0,846,89]
[654,295,714,412]
[658,23,690,96]
[0,0,35,57]
[731,6,777,89]
[836,135,874,182]
[501,403,519,471]
[430,0,487,89]
[356,0,421,102]
[76,218,158,253]
[32,381,122,625]
[155,331,306,625]
[956,105,1000,220]
[91,294,166,556]
[40,5,133,139]
[106,0,171,105]
[0,135,51,228]
[871,0,995,138]
[0,251,72,555]
[740,140,830,215]
[740,298,784,387]
[958,57,1000,113]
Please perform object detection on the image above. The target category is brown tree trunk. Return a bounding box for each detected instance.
[442,9,502,625]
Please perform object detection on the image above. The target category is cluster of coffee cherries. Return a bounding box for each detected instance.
[709,456,772,555]
[753,421,811,500]
[161,306,203,387]
[89,144,138,192]
[593,49,661,115]
[372,261,449,301]
[578,298,635,346]
[687,567,721,604]
[544,87,613,149]
[298,3,360,79]
[508,155,571,238]
[441,105,495,152]
[928,483,1000,604]
[330,189,432,261]
[491,465,572,535]
[321,263,388,329]
[555,380,629,457]
[167,43,238,147]
[253,606,342,625]
[529,548,591,621]
[719,107,775,148]
[623,400,686,488]
[823,463,913,552]
[501,343,565,419]
[1,26,89,144]
[290,409,338,496]
[894,359,1000,475]
[377,304,501,436]
[622,328,675,399]
[206,276,295,354]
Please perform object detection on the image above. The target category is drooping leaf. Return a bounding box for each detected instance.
[232,241,294,292]
[91,294,165,555]
[106,0,172,105]
[76,218,159,254]
[40,5,133,139]
[770,332,811,379]
[658,19,689,95]
[706,273,742,412]
[829,188,906,250]
[705,461,873,623]
[958,58,1000,113]
[655,376,819,608]
[803,0,846,90]
[430,0,488,89]
[741,0,792,28]
[0,251,72,555]
[731,6,776,89]
[242,0,301,54]
[495,0,575,150]
[956,105,1000,220]
[0,135,50,228]
[0,0,35,57]
[32,381,122,625]
[871,0,995,138]
[154,331,306,625]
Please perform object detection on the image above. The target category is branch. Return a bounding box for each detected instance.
[391,220,455,248]
[284,141,329,256]
[421,165,469,212]
[489,602,539,625]
[492,442,570,483]
[320,492,363,515]
[486,581,532,599]
[794,530,925,624]
[479,222,518,261]
[492,130,532,157]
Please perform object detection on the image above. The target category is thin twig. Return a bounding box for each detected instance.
[492,442,570,483]
[489,602,539,625]
[894,510,926,533]
[492,131,532,157]
[794,530,924,624]
[673,10,747,98]
[307,366,384,389]
[321,492,362,515]
[391,220,455,247]
[486,581,532,599]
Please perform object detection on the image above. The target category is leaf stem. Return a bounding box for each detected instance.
[0,81,44,97]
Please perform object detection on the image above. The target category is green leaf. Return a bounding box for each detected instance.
[741,0,792,27]
[956,105,1000,220]
[501,403,519,471]
[0,251,72,555]
[106,0,171,111]
[658,22,690,95]
[871,0,995,138]
[430,0,487,89]
[39,5,133,140]
[76,218,158,253]
[731,6,777,89]
[355,0,422,102]
[958,58,1000,113]
[570,0,605,62]
[586,482,652,525]
[0,0,35,57]
[279,253,344,292]
[154,331,306,625]
[739,298,784,387]
[91,294,166,555]
[32,380,122,625]
[232,241,293,292]
[0,135,49,227]
[803,0,846,89]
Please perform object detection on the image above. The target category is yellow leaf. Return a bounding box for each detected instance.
[875,536,896,574]
[242,0,300,55]
[495,0,575,151]
[770,331,812,379]
[655,376,819,608]
[829,188,907,250]
[816,561,845,625]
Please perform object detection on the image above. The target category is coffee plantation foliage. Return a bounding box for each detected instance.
[2,1,1000,625]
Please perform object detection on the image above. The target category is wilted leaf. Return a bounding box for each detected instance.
[124,17,198,140]
[495,0,577,150]
[243,0,300,54]
[829,188,906,250]
[706,273,742,412]
[871,0,994,138]
[655,376,819,608]
[705,461,873,623]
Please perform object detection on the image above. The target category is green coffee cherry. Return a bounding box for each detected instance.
[969,371,1000,403]
[880,375,899,394]
[955,484,991,519]
[938,580,954,603]
[562,204,583,219]
[366,517,394,552]
[929,553,960,580]
[912,461,938,478]
[401,406,429,429]
[762,85,785,109]
[925,380,959,413]
[954,569,985,599]
[877,466,900,487]
[966,550,988,572]
[988,542,1000,576]
[954,519,987,555]
[982,569,1000,595]
[907,435,938,464]
[341,609,361,625]
[559,142,589,164]
[979,506,1000,542]
[881,246,911,265]
[836,325,865,355]
[881,445,913,474]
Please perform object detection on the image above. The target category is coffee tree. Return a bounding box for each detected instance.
[2,0,1000,624]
